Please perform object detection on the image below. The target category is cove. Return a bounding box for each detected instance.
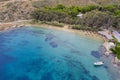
[0,26,117,80]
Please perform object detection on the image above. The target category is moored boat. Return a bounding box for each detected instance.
[94,61,104,66]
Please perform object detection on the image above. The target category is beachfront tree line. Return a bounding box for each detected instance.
[31,4,120,30]
[31,9,72,24]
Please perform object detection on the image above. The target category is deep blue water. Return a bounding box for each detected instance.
[0,26,117,80]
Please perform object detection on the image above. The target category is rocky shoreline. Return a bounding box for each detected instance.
[0,24,24,32]
[0,20,30,31]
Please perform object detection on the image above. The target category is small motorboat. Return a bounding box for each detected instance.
[94,61,104,66]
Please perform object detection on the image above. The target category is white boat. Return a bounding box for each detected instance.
[94,61,104,66]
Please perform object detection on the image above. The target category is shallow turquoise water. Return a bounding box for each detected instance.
[0,26,115,80]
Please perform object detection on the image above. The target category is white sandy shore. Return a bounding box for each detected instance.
[26,23,106,42]
[0,20,107,42]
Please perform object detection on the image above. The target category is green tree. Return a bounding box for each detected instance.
[115,10,120,16]
[81,5,98,13]
[111,41,120,59]
[103,5,116,12]
[55,4,66,9]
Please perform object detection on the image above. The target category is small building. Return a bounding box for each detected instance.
[77,13,83,18]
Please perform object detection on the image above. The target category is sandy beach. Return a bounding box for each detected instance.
[25,23,106,42]
[0,20,107,42]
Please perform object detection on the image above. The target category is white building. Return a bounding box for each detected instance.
[77,13,83,18]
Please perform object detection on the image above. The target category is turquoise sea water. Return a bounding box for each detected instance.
[0,26,118,80]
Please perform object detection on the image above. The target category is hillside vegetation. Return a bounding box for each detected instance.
[0,0,120,29]
[0,0,120,24]
[0,1,34,22]
[31,4,120,31]
[32,0,120,7]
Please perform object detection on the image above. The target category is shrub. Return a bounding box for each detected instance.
[31,9,71,23]
[55,4,66,9]
[115,10,120,16]
[72,25,97,31]
[81,5,99,13]
[82,10,120,29]
[111,41,120,59]
[46,21,64,27]
[103,5,117,12]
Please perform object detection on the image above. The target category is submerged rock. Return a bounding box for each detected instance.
[41,72,53,80]
[0,53,15,65]
[45,33,55,42]
[16,75,30,80]
[91,51,102,59]
[92,75,100,80]
[49,41,58,48]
